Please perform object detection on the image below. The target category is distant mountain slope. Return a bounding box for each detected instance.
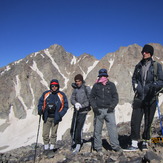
[0,43,163,152]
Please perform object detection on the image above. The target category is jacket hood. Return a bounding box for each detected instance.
[50,79,60,90]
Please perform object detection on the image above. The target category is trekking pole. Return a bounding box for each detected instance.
[34,115,41,163]
[156,100,163,136]
[155,88,163,96]
[71,110,78,148]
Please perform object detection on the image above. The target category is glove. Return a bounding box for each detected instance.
[75,103,82,110]
[134,83,138,93]
[93,108,100,116]
[38,109,43,116]
[107,106,114,113]
[150,83,157,94]
[150,82,157,88]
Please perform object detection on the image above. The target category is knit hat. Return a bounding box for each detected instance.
[98,69,108,77]
[141,44,154,56]
[74,74,83,82]
[50,79,59,90]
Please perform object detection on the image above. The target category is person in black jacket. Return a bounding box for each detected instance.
[124,44,163,151]
[90,69,122,155]
[38,79,69,155]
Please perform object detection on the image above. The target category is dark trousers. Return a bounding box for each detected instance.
[131,98,156,140]
[70,110,87,144]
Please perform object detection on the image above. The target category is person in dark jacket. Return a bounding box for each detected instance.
[38,79,68,154]
[90,69,122,155]
[124,44,163,151]
[70,74,91,154]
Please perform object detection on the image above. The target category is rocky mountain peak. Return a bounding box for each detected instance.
[0,43,163,154]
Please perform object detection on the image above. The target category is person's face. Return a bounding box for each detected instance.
[142,52,151,59]
[101,76,107,78]
[75,80,82,87]
[51,85,58,92]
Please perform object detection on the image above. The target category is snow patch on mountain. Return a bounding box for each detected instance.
[44,49,69,90]
[57,108,73,140]
[83,61,99,80]
[30,61,49,89]
[65,68,70,75]
[83,114,92,132]
[158,94,163,107]
[0,65,11,75]
[71,56,77,65]
[13,75,28,111]
[108,58,114,72]
[115,103,132,124]
[155,56,160,60]
[114,81,118,86]
[129,71,132,76]
[82,55,87,60]
[40,54,45,58]
[29,82,35,110]
[0,107,42,153]
[14,59,23,65]
[79,66,85,77]
[34,52,39,57]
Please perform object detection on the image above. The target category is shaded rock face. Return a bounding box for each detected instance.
[0,43,163,119]
[1,119,163,163]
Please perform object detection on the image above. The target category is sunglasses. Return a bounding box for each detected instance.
[51,85,58,87]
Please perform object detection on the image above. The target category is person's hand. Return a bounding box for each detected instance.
[93,108,100,116]
[150,82,157,88]
[38,109,43,116]
[107,106,114,113]
[75,103,82,110]
[134,83,138,92]
[150,82,157,93]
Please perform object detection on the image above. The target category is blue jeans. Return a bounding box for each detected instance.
[94,109,120,151]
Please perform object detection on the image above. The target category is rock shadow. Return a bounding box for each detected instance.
[82,135,132,151]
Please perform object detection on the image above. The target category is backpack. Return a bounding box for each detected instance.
[153,61,163,95]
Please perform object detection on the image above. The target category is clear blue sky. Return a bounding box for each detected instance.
[0,0,163,67]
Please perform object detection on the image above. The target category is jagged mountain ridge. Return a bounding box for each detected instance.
[0,43,163,152]
[1,43,163,119]
[0,44,99,119]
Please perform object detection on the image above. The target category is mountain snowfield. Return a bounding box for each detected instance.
[0,43,163,153]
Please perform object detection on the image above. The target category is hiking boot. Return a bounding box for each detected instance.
[123,146,139,151]
[113,147,123,152]
[47,150,55,158]
[49,144,55,150]
[141,142,148,151]
[44,144,49,150]
[72,144,81,154]
[97,149,103,156]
